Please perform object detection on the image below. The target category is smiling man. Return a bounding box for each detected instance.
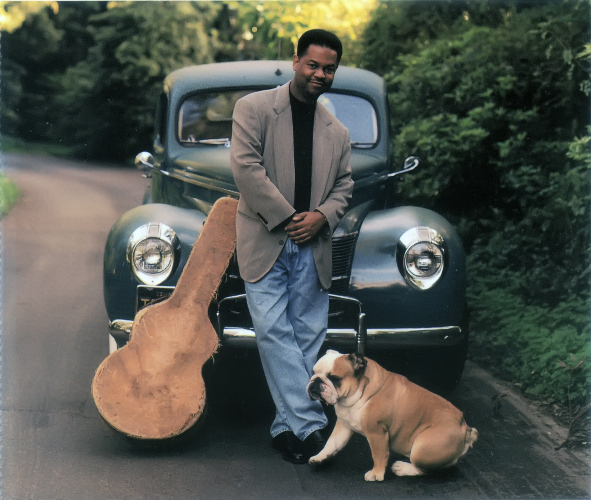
[231,29,354,464]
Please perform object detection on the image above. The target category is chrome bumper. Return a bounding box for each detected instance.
[220,325,463,348]
[110,293,464,350]
[109,320,463,350]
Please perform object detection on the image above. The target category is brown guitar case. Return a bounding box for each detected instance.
[92,197,238,440]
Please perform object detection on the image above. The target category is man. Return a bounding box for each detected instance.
[230,29,353,464]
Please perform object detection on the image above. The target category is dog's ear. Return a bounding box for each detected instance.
[347,353,367,377]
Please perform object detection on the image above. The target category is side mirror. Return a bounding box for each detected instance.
[135,152,155,172]
[388,156,420,179]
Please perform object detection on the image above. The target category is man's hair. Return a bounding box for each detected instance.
[297,29,343,65]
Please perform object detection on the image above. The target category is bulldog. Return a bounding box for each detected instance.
[307,350,478,481]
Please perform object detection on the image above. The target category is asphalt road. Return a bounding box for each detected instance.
[1,153,589,500]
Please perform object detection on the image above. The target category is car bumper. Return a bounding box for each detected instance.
[109,292,465,351]
[109,320,464,350]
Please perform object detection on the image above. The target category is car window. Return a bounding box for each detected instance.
[178,90,378,148]
[178,90,255,145]
[317,93,378,148]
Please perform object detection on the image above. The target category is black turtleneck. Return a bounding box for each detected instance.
[289,89,316,213]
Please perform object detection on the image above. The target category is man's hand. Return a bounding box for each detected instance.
[285,211,327,245]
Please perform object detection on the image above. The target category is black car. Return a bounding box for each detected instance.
[103,61,468,391]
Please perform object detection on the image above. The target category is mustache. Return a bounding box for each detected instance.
[310,78,332,89]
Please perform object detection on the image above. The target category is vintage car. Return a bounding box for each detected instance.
[103,60,468,392]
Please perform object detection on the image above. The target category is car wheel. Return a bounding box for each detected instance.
[413,307,470,395]
[423,337,469,395]
[370,307,470,396]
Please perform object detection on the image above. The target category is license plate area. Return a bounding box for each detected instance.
[136,285,175,312]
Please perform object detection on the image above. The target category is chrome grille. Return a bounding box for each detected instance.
[329,232,358,316]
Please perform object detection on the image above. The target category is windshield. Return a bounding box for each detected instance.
[178,90,378,148]
[317,93,378,147]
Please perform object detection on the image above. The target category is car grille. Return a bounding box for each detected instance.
[215,232,358,325]
[329,232,358,316]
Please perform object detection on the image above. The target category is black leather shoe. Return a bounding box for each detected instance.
[271,431,294,453]
[302,429,327,458]
[271,431,308,464]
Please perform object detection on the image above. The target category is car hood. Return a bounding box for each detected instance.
[169,146,386,188]
[170,147,235,185]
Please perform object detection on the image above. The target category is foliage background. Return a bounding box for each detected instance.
[1,0,589,410]
[358,0,590,410]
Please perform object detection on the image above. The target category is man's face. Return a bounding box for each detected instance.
[292,44,338,102]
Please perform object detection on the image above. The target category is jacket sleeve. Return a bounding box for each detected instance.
[231,96,295,231]
[315,128,354,234]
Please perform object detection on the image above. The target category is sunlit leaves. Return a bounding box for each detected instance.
[0,0,57,33]
[230,0,378,64]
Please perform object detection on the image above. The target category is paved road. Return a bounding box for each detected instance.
[1,153,589,500]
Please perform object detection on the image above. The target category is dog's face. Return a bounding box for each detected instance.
[307,350,367,405]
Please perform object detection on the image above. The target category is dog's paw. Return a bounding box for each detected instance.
[364,469,385,482]
[309,453,328,466]
[392,461,424,477]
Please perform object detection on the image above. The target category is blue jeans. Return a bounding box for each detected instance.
[245,239,329,440]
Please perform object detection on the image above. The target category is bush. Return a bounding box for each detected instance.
[362,0,590,407]
[372,1,590,301]
[467,253,590,408]
[465,127,590,408]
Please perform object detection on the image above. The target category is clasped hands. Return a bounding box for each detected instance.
[285,211,327,245]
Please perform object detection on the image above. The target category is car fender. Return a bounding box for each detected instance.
[348,205,467,330]
[103,203,207,321]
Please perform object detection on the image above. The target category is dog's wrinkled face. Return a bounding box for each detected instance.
[307,350,367,405]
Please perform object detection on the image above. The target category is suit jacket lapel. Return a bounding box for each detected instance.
[273,83,295,205]
[311,104,333,208]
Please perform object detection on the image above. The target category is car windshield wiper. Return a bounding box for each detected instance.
[351,141,374,148]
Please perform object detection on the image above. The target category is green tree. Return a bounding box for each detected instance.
[2,1,378,159]
[1,2,103,140]
[360,0,471,74]
[231,0,377,64]
[1,2,62,138]
[49,1,239,161]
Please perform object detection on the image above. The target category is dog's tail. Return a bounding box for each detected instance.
[462,425,478,457]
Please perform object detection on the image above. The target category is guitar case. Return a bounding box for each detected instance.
[92,197,238,440]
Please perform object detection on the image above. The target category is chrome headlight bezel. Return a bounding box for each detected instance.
[127,223,181,285]
[397,226,445,290]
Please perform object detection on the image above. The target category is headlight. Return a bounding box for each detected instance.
[398,227,445,290]
[127,223,180,285]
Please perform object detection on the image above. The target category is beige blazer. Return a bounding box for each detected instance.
[230,82,353,289]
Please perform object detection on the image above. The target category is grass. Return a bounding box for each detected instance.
[0,135,78,216]
[0,135,76,216]
[0,173,20,216]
